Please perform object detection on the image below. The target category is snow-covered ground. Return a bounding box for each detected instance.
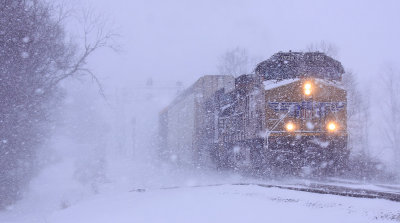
[1,182,399,223]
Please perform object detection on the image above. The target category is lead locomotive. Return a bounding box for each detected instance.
[159,52,348,175]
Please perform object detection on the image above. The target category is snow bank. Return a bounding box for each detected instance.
[44,185,400,223]
[3,184,399,223]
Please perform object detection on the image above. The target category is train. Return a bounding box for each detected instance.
[159,51,349,175]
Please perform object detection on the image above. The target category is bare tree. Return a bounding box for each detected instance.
[217,47,250,77]
[380,66,400,175]
[306,40,339,59]
[342,71,370,156]
[362,88,371,156]
[51,7,118,96]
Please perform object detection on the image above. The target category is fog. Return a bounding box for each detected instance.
[34,0,400,205]
[84,0,400,85]
[1,0,400,221]
[81,0,400,165]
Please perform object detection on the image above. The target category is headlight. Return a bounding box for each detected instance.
[304,82,312,95]
[327,122,337,131]
[286,122,295,131]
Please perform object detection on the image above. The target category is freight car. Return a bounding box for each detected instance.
[159,51,348,175]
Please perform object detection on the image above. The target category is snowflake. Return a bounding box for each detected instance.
[35,88,44,95]
[21,51,29,59]
[233,146,241,153]
[22,36,30,43]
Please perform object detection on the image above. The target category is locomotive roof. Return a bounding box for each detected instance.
[255,51,345,81]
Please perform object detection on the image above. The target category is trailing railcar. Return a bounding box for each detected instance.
[158,75,235,166]
[159,51,348,174]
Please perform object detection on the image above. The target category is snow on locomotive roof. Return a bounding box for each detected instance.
[255,51,345,81]
[263,78,300,90]
[315,78,346,90]
[263,78,345,91]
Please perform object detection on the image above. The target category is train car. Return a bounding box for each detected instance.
[203,74,266,169]
[160,51,349,174]
[158,75,235,166]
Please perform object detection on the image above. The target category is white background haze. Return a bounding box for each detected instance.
[1,0,400,222]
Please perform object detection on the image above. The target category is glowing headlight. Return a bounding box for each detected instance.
[327,122,337,131]
[304,82,312,95]
[286,122,295,131]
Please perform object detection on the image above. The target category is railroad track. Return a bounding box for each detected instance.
[241,183,400,202]
[132,182,400,202]
[248,171,400,202]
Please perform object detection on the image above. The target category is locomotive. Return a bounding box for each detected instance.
[159,51,348,174]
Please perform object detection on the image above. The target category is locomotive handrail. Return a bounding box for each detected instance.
[264,109,292,153]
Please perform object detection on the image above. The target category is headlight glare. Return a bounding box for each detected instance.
[304,82,312,95]
[286,122,295,131]
[327,122,337,131]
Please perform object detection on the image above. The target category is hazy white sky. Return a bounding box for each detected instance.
[76,0,400,91]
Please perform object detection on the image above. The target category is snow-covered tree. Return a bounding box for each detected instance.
[0,0,114,208]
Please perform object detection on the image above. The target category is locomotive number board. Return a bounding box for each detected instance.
[268,101,346,118]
